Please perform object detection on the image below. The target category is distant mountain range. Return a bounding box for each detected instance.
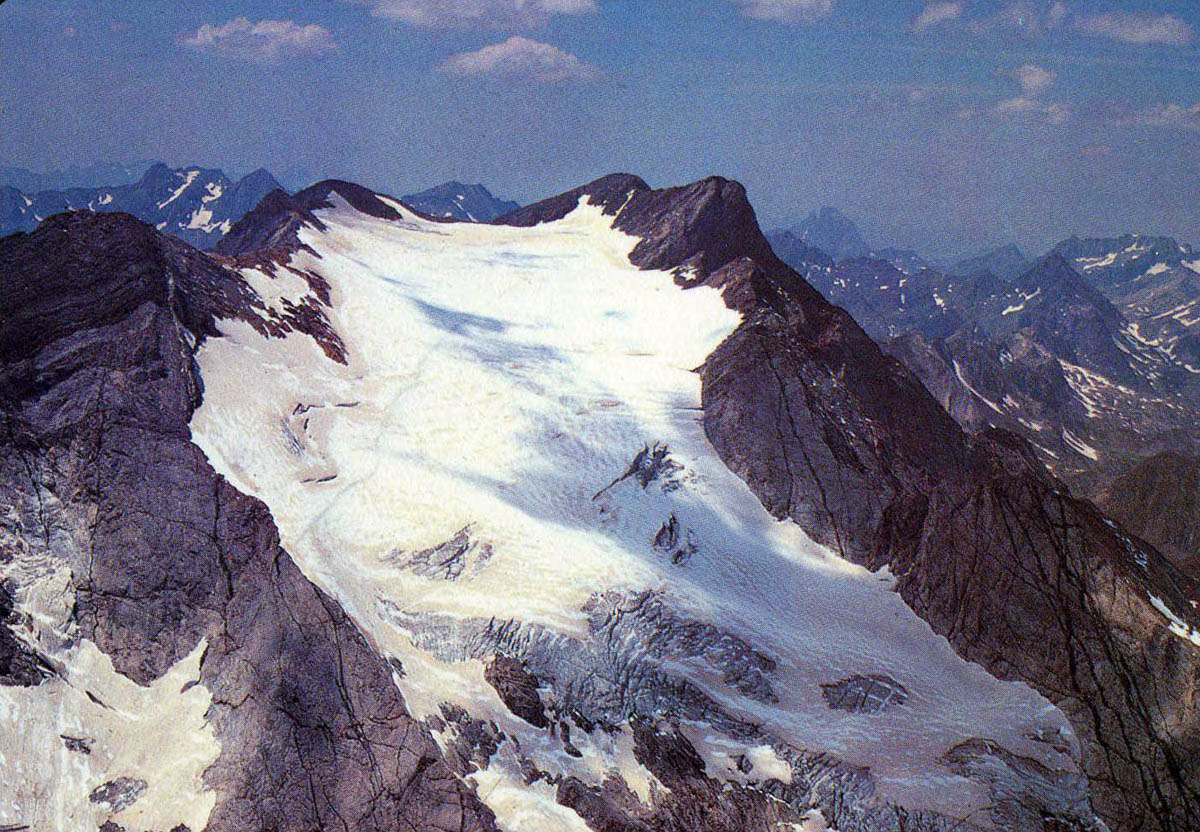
[1,167,521,247]
[946,243,1031,281]
[1,163,282,249]
[400,181,519,222]
[771,228,1200,492]
[0,160,156,192]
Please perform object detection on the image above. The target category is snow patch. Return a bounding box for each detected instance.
[156,169,199,209]
[1148,595,1200,647]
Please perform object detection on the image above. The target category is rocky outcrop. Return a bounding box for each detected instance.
[1096,452,1200,580]
[502,175,1200,832]
[215,179,402,258]
[0,212,495,831]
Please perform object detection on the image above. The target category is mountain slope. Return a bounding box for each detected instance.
[2,176,1198,832]
[948,244,1030,281]
[0,212,492,831]
[1054,234,1200,372]
[1,163,282,248]
[402,181,519,222]
[1097,452,1200,579]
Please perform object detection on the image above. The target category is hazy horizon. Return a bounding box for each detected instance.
[3,0,1199,257]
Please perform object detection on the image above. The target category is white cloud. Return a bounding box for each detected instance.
[180,17,336,62]
[438,36,598,83]
[1074,11,1193,47]
[1111,101,1200,131]
[966,63,1067,126]
[346,0,596,29]
[727,0,836,25]
[993,96,1069,126]
[911,2,962,33]
[1011,64,1054,96]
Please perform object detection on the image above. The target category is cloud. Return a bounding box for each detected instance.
[346,0,596,29]
[1074,11,1193,47]
[963,63,1067,126]
[993,96,1069,126]
[968,2,1067,37]
[438,36,599,83]
[727,0,836,25]
[180,17,336,62]
[911,2,962,33]
[1108,101,1200,131]
[1010,64,1054,96]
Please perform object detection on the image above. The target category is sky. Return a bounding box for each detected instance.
[2,0,1199,257]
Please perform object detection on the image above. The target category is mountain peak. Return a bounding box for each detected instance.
[785,205,871,261]
[401,180,519,222]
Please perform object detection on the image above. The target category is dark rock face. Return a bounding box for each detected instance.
[502,176,1200,832]
[402,181,519,222]
[0,580,49,686]
[484,654,549,728]
[0,212,495,831]
[1096,452,1200,580]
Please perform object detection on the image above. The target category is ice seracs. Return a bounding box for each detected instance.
[190,190,1085,828]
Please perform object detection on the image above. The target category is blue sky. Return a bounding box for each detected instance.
[3,0,1199,256]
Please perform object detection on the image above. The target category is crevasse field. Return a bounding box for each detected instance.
[190,196,1079,829]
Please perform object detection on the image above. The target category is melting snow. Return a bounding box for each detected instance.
[156,170,199,209]
[1001,286,1040,316]
[952,360,1004,414]
[1061,429,1099,461]
[191,195,1077,823]
[1148,595,1200,647]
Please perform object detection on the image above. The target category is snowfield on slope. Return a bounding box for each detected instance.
[190,194,1082,828]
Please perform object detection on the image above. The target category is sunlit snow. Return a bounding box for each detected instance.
[190,194,1078,826]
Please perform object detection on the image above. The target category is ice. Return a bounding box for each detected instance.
[0,639,219,832]
[190,194,1079,823]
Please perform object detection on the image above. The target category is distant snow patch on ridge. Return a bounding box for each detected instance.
[191,190,1082,823]
[156,169,199,209]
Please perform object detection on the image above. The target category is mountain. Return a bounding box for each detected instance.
[773,233,1200,488]
[1053,234,1200,371]
[1,162,282,249]
[1096,452,1200,579]
[776,205,871,260]
[400,181,519,222]
[0,160,154,192]
[948,243,1030,281]
[2,176,1198,832]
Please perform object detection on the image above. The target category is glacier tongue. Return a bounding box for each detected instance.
[190,194,1082,827]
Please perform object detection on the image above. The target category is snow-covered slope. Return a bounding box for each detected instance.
[190,193,1088,829]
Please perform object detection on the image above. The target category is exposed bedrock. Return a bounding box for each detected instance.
[0,213,495,831]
